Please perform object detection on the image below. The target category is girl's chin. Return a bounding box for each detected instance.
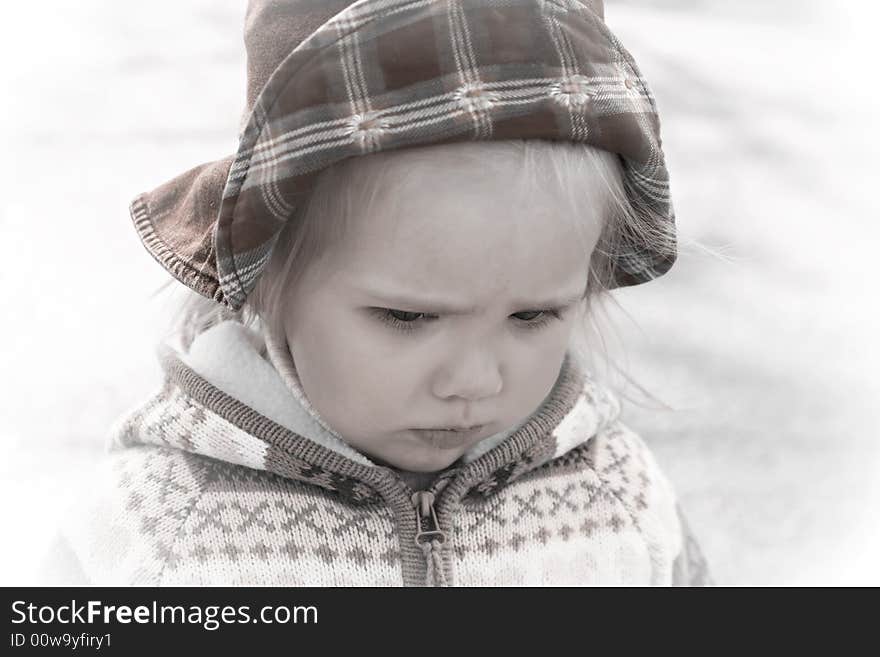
[371,443,464,473]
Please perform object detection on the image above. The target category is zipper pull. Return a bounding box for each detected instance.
[412,491,447,544]
[411,491,448,586]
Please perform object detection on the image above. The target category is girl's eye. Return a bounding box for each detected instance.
[371,307,563,333]
[371,308,437,332]
[388,309,424,323]
[511,310,562,331]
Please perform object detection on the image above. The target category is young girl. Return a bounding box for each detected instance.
[47,0,710,586]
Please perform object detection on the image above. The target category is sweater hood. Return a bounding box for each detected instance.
[111,320,621,504]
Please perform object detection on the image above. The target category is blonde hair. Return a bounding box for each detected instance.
[163,139,675,403]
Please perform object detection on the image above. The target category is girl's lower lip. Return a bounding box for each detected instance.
[410,425,487,449]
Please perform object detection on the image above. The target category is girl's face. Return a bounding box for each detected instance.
[281,150,601,472]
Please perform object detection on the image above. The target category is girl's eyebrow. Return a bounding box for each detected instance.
[354,283,588,315]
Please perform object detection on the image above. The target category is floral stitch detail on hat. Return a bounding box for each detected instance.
[549,74,596,110]
[347,111,390,153]
[454,82,500,114]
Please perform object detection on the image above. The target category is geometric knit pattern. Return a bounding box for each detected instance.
[54,446,401,586]
[163,464,402,586]
[51,425,705,585]
[452,423,679,585]
[112,383,383,506]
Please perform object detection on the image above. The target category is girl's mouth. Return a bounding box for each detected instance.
[409,425,488,449]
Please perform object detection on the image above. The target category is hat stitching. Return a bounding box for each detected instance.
[130,196,224,301]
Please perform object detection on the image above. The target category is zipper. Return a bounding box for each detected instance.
[411,483,450,586]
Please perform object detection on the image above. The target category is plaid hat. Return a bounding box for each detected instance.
[130,0,676,310]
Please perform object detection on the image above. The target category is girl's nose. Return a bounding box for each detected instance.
[431,345,503,402]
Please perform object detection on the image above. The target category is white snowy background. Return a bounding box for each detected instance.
[1,0,877,585]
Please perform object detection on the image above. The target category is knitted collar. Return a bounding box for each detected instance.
[115,320,620,504]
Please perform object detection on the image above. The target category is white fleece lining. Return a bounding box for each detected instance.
[179,321,374,466]
[262,322,347,440]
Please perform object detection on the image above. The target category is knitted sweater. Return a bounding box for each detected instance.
[45,321,711,586]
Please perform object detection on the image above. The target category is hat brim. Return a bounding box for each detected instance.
[130,157,234,302]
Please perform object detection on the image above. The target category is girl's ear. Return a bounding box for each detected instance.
[576,296,590,320]
[568,292,588,324]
